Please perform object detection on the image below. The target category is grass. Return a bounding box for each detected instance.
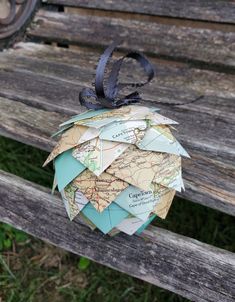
[0,136,234,302]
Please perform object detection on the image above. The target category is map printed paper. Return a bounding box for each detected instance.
[44,125,100,166]
[72,170,128,212]
[147,112,179,126]
[45,104,189,236]
[99,120,147,144]
[72,137,129,176]
[152,154,183,192]
[107,145,182,192]
[61,186,89,220]
[138,125,190,157]
[153,189,175,219]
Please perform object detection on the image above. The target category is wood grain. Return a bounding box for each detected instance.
[46,0,235,24]
[0,39,235,216]
[3,43,235,101]
[27,10,235,68]
[0,43,234,217]
[0,93,235,216]
[0,169,234,302]
[0,43,234,160]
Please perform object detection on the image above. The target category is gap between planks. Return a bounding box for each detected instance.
[46,0,235,25]
[27,10,235,69]
[62,7,235,32]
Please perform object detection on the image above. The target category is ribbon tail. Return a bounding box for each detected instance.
[79,88,104,110]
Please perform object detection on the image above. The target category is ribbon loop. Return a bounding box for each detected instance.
[79,40,155,110]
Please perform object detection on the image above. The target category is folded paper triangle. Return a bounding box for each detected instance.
[54,149,86,191]
[82,202,129,234]
[46,104,189,236]
[72,138,129,176]
[72,170,129,212]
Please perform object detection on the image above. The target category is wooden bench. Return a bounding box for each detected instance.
[0,1,235,301]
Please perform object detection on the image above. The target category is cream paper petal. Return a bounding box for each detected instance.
[152,154,183,192]
[152,186,176,219]
[107,145,179,191]
[99,120,147,144]
[147,112,178,125]
[43,125,99,166]
[61,184,90,221]
[116,216,152,235]
[72,170,129,212]
[75,105,152,128]
[72,137,129,176]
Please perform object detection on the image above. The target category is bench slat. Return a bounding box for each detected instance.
[0,94,235,217]
[27,10,235,68]
[0,43,234,216]
[47,0,235,24]
[0,169,234,302]
[3,43,235,103]
[0,44,234,160]
[0,44,234,215]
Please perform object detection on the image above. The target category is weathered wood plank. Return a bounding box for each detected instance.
[0,95,235,217]
[0,44,234,161]
[27,10,235,68]
[1,64,234,163]
[3,43,235,102]
[0,169,234,302]
[0,96,61,151]
[0,43,234,215]
[46,0,235,24]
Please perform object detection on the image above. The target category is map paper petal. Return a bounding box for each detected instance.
[60,108,111,127]
[43,125,90,166]
[152,154,183,192]
[99,120,147,144]
[147,112,178,125]
[114,186,158,221]
[107,145,171,191]
[138,126,190,158]
[153,188,175,219]
[72,138,129,176]
[72,170,129,212]
[61,186,89,220]
[116,216,153,235]
[136,215,156,234]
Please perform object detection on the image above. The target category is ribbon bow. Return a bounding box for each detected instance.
[79,39,155,110]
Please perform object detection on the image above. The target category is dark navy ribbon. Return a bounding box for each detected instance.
[79,39,155,110]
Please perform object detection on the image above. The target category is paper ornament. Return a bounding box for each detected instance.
[44,40,190,236]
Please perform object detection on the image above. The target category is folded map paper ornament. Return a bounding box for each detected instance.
[44,40,190,236]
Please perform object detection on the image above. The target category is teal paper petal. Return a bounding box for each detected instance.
[82,202,129,234]
[99,120,147,144]
[114,186,156,221]
[138,127,190,158]
[136,214,156,234]
[54,149,86,191]
[51,123,73,138]
[60,109,111,127]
